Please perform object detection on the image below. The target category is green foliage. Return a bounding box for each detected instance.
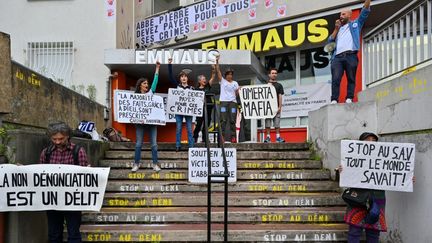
[307,141,322,161]
[0,124,16,163]
[86,84,97,101]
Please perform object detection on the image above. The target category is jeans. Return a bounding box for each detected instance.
[193,105,213,142]
[220,101,237,140]
[331,52,358,101]
[175,115,194,148]
[46,210,82,243]
[134,124,158,164]
[347,225,380,243]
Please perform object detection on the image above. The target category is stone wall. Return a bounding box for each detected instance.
[0,32,107,133]
[5,130,111,243]
[308,63,432,241]
[0,32,12,115]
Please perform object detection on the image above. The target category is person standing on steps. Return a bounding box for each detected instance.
[193,65,216,144]
[40,122,89,243]
[168,58,195,151]
[215,55,239,143]
[329,0,371,104]
[131,61,162,172]
[263,68,285,143]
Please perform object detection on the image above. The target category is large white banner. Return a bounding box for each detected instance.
[240,84,278,119]
[188,148,237,183]
[167,88,205,117]
[114,90,166,125]
[340,140,415,192]
[0,164,110,212]
[136,0,252,45]
[281,82,330,118]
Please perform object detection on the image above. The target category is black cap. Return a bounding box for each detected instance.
[359,132,379,141]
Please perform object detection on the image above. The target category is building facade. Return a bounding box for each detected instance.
[0,0,117,105]
[110,0,412,143]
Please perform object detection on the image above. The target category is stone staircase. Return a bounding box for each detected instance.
[79,142,347,242]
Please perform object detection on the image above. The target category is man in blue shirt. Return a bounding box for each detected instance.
[329,0,371,104]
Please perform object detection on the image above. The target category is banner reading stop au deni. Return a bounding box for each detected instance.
[0,164,110,212]
[113,90,166,125]
[239,84,278,119]
[340,140,415,192]
[167,88,205,117]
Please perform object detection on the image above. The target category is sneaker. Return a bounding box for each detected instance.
[152,164,161,172]
[346,98,352,104]
[276,137,285,143]
[176,147,181,152]
[231,137,237,143]
[330,100,337,104]
[131,163,140,172]
[264,136,271,143]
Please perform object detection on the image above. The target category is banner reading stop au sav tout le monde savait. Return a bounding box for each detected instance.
[0,164,110,212]
[340,140,415,192]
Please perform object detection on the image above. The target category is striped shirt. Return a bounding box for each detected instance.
[39,143,89,166]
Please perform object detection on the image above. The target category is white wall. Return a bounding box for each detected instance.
[0,0,116,105]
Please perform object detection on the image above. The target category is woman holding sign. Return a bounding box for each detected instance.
[193,66,216,143]
[168,58,195,151]
[340,132,385,242]
[131,61,162,172]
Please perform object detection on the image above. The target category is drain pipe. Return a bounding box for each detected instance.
[105,73,117,121]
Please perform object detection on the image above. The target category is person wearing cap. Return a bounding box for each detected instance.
[329,0,371,104]
[340,132,384,242]
[215,56,240,143]
[168,58,195,151]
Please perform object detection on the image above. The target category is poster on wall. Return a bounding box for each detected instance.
[339,140,415,192]
[0,164,110,212]
[281,82,330,118]
[239,84,277,119]
[113,90,166,125]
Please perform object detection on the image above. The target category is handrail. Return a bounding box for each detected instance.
[363,0,432,85]
[364,0,423,40]
[204,94,229,243]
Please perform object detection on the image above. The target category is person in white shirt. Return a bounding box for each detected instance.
[215,56,239,143]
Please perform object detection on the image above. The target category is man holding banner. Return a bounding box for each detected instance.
[39,122,89,243]
[264,68,285,143]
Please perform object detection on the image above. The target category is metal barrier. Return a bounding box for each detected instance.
[364,0,432,86]
[203,94,229,243]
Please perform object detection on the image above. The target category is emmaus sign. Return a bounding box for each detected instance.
[201,19,329,52]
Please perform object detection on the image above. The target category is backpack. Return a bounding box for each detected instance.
[44,144,82,165]
[103,127,123,142]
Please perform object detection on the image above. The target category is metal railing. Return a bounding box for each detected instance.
[203,94,229,243]
[364,0,432,86]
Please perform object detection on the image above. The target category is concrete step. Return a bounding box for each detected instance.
[105,150,312,160]
[100,159,322,169]
[78,223,348,242]
[106,180,339,193]
[82,207,346,224]
[103,192,345,207]
[109,142,309,151]
[108,169,331,181]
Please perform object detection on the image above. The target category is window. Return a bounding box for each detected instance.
[26,41,74,86]
[300,48,331,85]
